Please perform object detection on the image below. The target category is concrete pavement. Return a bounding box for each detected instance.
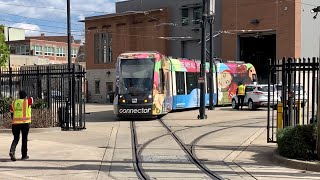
[0,104,318,179]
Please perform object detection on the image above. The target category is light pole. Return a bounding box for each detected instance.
[7,26,12,97]
[67,0,74,130]
[208,13,215,110]
[198,0,207,119]
[311,5,320,160]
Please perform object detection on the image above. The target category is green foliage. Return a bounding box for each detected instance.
[0,98,54,129]
[0,25,9,66]
[0,96,13,113]
[277,124,317,160]
[0,97,46,113]
[31,98,47,109]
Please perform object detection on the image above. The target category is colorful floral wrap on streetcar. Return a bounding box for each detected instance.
[114,51,257,118]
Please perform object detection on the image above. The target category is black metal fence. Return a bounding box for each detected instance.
[0,64,86,130]
[267,57,319,142]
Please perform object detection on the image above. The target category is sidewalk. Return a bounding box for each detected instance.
[0,122,113,180]
[0,105,319,179]
[0,104,118,180]
[234,129,320,179]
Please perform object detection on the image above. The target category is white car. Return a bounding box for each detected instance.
[275,84,307,108]
[231,84,281,110]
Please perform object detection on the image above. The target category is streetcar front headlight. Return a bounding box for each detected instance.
[144,95,152,103]
[119,95,126,103]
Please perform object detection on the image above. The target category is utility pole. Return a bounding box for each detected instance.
[208,0,215,110]
[198,0,207,119]
[311,6,320,160]
[67,0,72,130]
[7,27,12,97]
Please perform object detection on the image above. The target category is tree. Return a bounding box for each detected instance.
[0,25,9,66]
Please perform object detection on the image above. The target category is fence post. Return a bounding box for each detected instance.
[46,66,52,109]
[282,57,287,127]
[9,67,12,97]
[312,57,316,123]
[288,58,294,126]
[72,64,76,130]
[36,66,42,99]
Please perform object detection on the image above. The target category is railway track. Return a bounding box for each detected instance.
[158,119,223,180]
[130,117,263,180]
[131,119,225,180]
[130,121,150,180]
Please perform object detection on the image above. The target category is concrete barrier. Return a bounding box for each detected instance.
[273,149,320,172]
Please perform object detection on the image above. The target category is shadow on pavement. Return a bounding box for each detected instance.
[218,108,266,111]
[85,110,117,122]
[0,144,318,179]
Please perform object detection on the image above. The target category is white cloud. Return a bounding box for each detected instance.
[0,0,116,19]
[78,14,85,21]
[0,0,121,38]
[11,23,41,36]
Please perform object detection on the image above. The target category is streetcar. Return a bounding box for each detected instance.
[113,51,257,118]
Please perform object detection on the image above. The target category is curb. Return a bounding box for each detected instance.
[0,127,61,134]
[273,149,320,172]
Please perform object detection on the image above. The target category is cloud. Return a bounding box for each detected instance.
[0,0,122,39]
[0,0,116,19]
[11,23,41,36]
[78,14,85,21]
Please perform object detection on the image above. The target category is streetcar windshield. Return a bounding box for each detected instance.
[119,59,154,95]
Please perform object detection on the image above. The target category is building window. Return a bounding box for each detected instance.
[15,45,30,55]
[193,7,201,24]
[32,45,43,55]
[94,32,112,64]
[71,49,78,58]
[181,8,189,25]
[56,47,66,57]
[95,80,100,94]
[106,82,113,92]
[44,47,55,56]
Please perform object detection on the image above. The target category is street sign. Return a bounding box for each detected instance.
[198,77,205,83]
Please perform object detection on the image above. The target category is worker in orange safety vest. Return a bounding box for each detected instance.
[9,90,33,161]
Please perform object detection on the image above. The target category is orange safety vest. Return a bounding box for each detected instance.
[11,99,31,124]
[238,85,246,96]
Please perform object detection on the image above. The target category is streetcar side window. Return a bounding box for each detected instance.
[176,72,185,95]
[186,72,199,94]
[159,69,165,94]
[206,73,210,93]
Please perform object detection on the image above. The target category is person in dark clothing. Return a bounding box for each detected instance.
[9,90,33,161]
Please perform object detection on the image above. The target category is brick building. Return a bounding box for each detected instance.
[8,34,81,65]
[84,0,320,103]
[83,9,168,103]
[220,0,320,83]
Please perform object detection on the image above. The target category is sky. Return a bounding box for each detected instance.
[0,0,126,41]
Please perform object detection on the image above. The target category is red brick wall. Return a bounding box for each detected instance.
[221,0,301,60]
[85,9,169,70]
